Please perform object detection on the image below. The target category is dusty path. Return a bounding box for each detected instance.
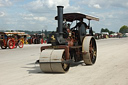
[0,38,128,85]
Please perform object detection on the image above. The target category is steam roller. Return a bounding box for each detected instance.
[39,6,99,73]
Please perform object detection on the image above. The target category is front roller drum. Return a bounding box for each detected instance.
[39,49,70,73]
[82,36,97,65]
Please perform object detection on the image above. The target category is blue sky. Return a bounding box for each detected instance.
[0,0,128,33]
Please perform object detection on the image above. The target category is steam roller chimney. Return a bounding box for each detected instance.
[57,6,64,33]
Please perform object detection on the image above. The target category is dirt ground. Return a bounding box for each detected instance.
[0,37,128,85]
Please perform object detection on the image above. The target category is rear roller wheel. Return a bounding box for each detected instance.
[39,49,70,73]
[82,36,97,65]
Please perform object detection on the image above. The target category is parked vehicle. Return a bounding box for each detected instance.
[27,34,47,44]
[0,32,24,49]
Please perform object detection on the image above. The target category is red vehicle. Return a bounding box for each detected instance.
[0,32,24,49]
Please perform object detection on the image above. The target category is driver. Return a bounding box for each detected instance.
[71,18,88,30]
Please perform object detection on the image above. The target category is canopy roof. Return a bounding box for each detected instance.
[0,32,25,35]
[4,32,25,34]
[55,13,99,22]
[0,32,5,34]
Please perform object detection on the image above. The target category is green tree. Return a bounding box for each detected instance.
[104,28,109,32]
[119,25,128,34]
[101,28,109,33]
[101,28,115,35]
[100,28,104,33]
[109,31,115,35]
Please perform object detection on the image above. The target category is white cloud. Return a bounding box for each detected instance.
[0,12,5,17]
[81,0,128,9]
[93,4,101,9]
[0,0,12,7]
[33,17,46,21]
[25,0,70,13]
[90,10,128,32]
[22,13,46,21]
[23,17,33,20]
[46,0,69,8]
[22,0,80,31]
[22,14,33,17]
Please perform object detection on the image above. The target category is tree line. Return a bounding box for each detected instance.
[100,28,115,35]
[101,25,128,34]
[1,25,128,36]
